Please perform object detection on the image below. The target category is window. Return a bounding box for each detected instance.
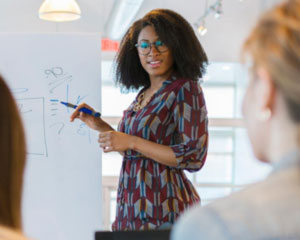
[100,60,272,229]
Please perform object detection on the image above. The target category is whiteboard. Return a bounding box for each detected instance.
[0,33,102,240]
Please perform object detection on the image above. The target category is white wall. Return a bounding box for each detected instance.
[0,0,281,62]
[0,0,107,33]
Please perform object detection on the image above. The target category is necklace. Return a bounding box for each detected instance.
[133,90,155,112]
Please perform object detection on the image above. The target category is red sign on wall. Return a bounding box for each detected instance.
[101,38,120,52]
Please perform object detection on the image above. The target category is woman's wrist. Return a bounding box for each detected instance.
[96,118,113,132]
[129,135,138,151]
[94,118,103,132]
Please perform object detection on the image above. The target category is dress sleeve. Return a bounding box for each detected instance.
[170,80,208,172]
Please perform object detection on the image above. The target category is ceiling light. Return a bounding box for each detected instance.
[214,1,223,19]
[198,23,208,36]
[39,0,81,22]
[194,0,223,36]
[214,11,221,19]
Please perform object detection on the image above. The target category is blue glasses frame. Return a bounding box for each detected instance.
[135,40,168,55]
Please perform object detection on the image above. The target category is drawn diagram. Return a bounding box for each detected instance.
[45,66,92,144]
[17,97,48,157]
[45,67,72,94]
[12,66,94,158]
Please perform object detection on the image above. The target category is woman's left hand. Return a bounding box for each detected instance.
[98,131,134,153]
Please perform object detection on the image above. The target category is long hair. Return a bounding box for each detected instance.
[0,75,26,229]
[115,9,208,90]
[242,0,300,122]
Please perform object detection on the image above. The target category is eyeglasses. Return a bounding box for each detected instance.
[135,40,169,55]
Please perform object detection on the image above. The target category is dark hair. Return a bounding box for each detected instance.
[115,9,208,90]
[0,75,26,229]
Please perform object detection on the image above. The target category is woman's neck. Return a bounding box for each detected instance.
[148,78,164,92]
[268,115,300,164]
[148,69,173,91]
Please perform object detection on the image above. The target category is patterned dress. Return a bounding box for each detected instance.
[112,76,208,230]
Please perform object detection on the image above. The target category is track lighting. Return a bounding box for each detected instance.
[214,1,223,19]
[197,21,208,36]
[194,0,223,36]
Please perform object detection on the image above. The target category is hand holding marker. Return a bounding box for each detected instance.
[61,101,101,117]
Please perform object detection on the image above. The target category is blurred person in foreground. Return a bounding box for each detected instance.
[171,0,300,239]
[0,75,28,240]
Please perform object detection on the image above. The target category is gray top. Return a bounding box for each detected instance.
[171,150,300,240]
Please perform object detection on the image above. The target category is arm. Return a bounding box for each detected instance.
[132,136,178,166]
[169,81,208,171]
[99,131,178,167]
[99,81,208,170]
[70,103,114,132]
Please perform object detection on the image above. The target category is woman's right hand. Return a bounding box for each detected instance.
[70,103,102,131]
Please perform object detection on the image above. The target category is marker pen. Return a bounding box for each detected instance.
[60,101,101,118]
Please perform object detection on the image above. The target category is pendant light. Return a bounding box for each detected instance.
[39,0,81,22]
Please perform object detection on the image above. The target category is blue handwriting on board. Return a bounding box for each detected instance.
[8,65,93,157]
[46,67,69,137]
[45,66,91,144]
[18,103,33,114]
[50,99,59,117]
[49,122,65,135]
[12,88,29,94]
[76,95,88,105]
[45,67,72,94]
[15,97,48,157]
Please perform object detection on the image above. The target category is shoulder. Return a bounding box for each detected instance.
[171,203,232,240]
[172,167,300,240]
[171,185,260,240]
[165,76,203,95]
[209,170,300,224]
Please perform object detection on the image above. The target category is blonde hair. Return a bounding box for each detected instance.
[0,75,26,230]
[243,0,300,122]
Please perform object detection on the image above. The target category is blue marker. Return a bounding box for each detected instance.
[60,101,101,118]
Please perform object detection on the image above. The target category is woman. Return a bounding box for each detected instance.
[0,75,28,239]
[171,1,300,239]
[71,9,208,230]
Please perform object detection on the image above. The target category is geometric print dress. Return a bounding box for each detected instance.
[112,75,208,230]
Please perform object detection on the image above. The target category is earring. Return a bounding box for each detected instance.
[259,108,271,121]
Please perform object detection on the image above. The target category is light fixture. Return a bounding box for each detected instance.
[39,0,81,22]
[214,1,223,19]
[194,0,223,36]
[197,22,208,36]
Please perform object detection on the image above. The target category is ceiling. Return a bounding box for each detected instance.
[0,0,281,61]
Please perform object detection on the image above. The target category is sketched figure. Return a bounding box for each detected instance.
[49,122,65,135]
